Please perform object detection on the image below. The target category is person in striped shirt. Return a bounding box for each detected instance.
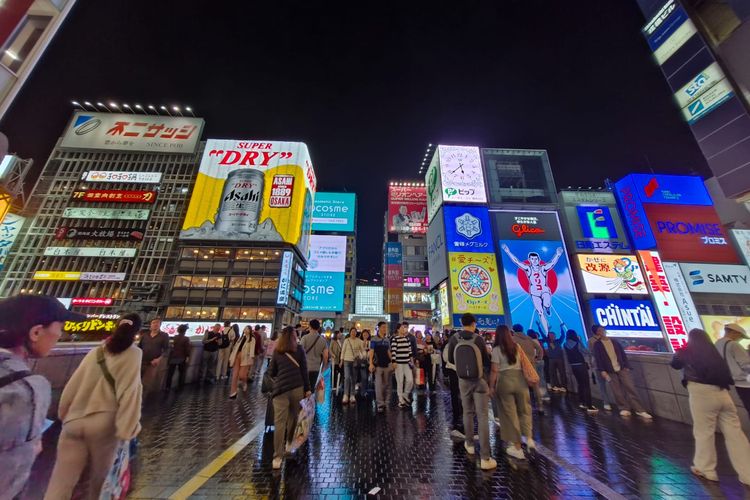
[391,322,414,407]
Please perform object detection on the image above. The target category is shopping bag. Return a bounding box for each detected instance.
[315,376,326,403]
[289,393,316,454]
[99,440,131,500]
[417,367,425,386]
[518,349,540,386]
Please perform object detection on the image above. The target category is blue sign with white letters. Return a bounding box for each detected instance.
[302,271,346,312]
[589,299,663,339]
[443,206,494,253]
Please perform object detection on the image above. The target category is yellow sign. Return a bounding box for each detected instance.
[33,271,81,281]
[64,318,117,334]
[439,281,450,326]
[448,252,504,316]
[701,315,750,349]
[180,140,316,255]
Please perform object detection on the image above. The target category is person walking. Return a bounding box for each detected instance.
[299,319,329,391]
[252,325,267,380]
[229,325,256,399]
[200,324,221,384]
[370,321,392,412]
[265,330,278,367]
[489,325,533,460]
[591,324,652,418]
[546,332,567,392]
[330,329,344,394]
[671,328,750,485]
[424,333,437,393]
[360,329,373,397]
[391,322,415,407]
[269,326,311,470]
[138,317,170,392]
[588,330,614,411]
[447,313,496,470]
[0,295,83,499]
[513,325,547,415]
[45,313,143,499]
[215,321,235,382]
[341,327,365,403]
[715,323,750,413]
[564,330,598,414]
[443,330,465,438]
[165,324,192,391]
[249,325,263,383]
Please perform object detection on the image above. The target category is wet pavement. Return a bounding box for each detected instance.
[26,368,750,499]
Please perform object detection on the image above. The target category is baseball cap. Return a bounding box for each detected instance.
[725,323,748,338]
[0,295,87,336]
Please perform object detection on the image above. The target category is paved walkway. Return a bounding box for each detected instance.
[26,369,750,499]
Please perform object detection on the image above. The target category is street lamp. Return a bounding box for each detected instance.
[96,102,111,112]
[160,105,172,117]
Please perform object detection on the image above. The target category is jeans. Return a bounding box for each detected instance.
[607,368,645,412]
[374,367,390,409]
[165,361,187,389]
[548,357,567,388]
[272,387,304,460]
[343,362,356,397]
[332,364,342,392]
[534,361,548,402]
[423,358,434,391]
[359,365,369,396]
[570,364,592,407]
[200,350,218,382]
[594,370,612,405]
[308,370,320,394]
[458,377,491,460]
[447,368,464,430]
[395,363,414,404]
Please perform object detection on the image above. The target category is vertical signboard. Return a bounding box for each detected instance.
[276,251,294,306]
[639,250,688,351]
[662,262,702,332]
[302,235,347,312]
[425,152,443,224]
[493,211,585,338]
[439,281,450,327]
[0,213,24,270]
[427,207,448,289]
[388,185,427,234]
[384,242,403,313]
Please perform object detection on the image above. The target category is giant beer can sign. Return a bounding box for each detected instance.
[180,140,317,254]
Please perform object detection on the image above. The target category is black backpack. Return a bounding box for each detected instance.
[454,333,484,379]
[219,331,230,349]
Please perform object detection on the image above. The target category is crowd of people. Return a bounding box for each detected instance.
[4,293,750,496]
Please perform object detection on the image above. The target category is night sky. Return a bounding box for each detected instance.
[0,1,708,279]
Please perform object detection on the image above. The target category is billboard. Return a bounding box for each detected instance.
[355,286,384,315]
[276,251,294,306]
[388,185,427,234]
[71,190,157,203]
[731,229,750,266]
[63,208,151,221]
[71,298,113,306]
[33,271,126,281]
[678,263,750,295]
[494,211,585,338]
[425,152,444,224]
[560,191,632,254]
[161,321,272,338]
[180,140,316,256]
[54,227,145,241]
[644,204,738,263]
[443,206,494,253]
[427,206,448,289]
[437,145,487,204]
[439,281,450,326]
[311,192,356,233]
[81,171,162,184]
[0,213,24,270]
[61,112,203,153]
[385,242,403,313]
[302,235,347,312]
[701,316,750,347]
[448,252,504,328]
[589,299,663,338]
[576,254,648,295]
[43,247,137,258]
[639,250,687,351]
[663,262,702,332]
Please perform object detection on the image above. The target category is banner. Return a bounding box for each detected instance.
[576,254,648,295]
[302,235,347,312]
[161,321,272,338]
[589,299,662,338]
[388,185,427,234]
[61,112,203,153]
[71,298,113,306]
[384,242,403,314]
[180,139,316,256]
[425,153,443,224]
[43,247,137,258]
[63,208,151,220]
[663,262,703,332]
[55,227,145,241]
[276,251,294,306]
[81,171,162,184]
[71,190,157,203]
[33,271,126,281]
[311,192,356,233]
[439,281,450,326]
[678,263,750,294]
[0,213,24,270]
[448,252,503,329]
[639,250,687,351]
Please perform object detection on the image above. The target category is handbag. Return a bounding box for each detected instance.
[518,348,540,386]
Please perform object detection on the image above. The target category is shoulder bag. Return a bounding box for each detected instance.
[518,348,540,386]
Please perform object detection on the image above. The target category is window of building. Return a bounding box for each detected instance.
[173,275,192,288]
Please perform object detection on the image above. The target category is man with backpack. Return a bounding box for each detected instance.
[215,321,235,381]
[300,319,329,391]
[447,313,495,470]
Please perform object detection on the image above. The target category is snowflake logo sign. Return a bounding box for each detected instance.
[455,212,482,240]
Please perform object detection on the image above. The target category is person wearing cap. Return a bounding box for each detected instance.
[0,295,84,499]
[715,323,750,412]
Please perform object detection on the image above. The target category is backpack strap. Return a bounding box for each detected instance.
[96,346,116,394]
[0,369,32,389]
[285,352,300,368]
[306,334,321,354]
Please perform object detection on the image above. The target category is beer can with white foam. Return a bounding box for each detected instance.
[214,169,265,234]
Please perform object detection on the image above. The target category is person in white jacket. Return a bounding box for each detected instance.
[229,325,255,399]
[45,313,143,500]
[716,323,750,413]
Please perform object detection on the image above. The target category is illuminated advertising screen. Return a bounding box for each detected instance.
[731,229,750,266]
[384,242,403,313]
[161,321,272,338]
[355,286,384,315]
[493,211,585,338]
[276,251,294,306]
[443,205,494,254]
[701,316,750,347]
[71,190,157,203]
[71,298,113,306]
[427,206,448,289]
[437,145,487,204]
[81,171,163,184]
[311,192,356,233]
[678,263,750,295]
[639,250,687,351]
[448,252,504,328]
[589,299,662,338]
[663,262,702,332]
[180,140,316,256]
[0,213,24,270]
[55,226,145,241]
[643,0,697,65]
[43,247,137,258]
[439,281,450,327]
[302,235,347,312]
[560,191,631,254]
[425,152,443,224]
[388,185,427,234]
[61,112,203,153]
[625,174,712,207]
[63,208,150,220]
[644,204,738,263]
[576,254,648,295]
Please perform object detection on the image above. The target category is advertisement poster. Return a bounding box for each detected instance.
[311,192,356,233]
[589,299,663,338]
[180,140,316,256]
[388,185,427,234]
[384,242,403,313]
[639,250,687,351]
[576,254,648,295]
[443,205,494,253]
[560,190,631,253]
[427,206,448,289]
[677,263,750,294]
[625,174,712,206]
[731,229,750,266]
[663,262,703,332]
[302,235,347,312]
[437,145,487,204]
[161,321,272,338]
[439,281,450,327]
[448,252,503,329]
[701,316,750,347]
[0,213,24,270]
[425,152,443,224]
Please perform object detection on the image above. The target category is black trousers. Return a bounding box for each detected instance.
[447,368,464,431]
[332,364,342,391]
[166,362,186,389]
[423,359,434,391]
[308,370,319,392]
[570,364,592,407]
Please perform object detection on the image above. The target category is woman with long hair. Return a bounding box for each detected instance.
[359,329,372,396]
[424,333,437,392]
[229,325,256,399]
[265,329,279,366]
[340,327,365,404]
[564,330,598,414]
[488,325,533,460]
[671,328,750,484]
[269,326,310,470]
[329,329,344,394]
[45,313,144,499]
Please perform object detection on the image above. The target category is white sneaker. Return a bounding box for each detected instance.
[342,395,349,404]
[450,429,465,439]
[480,457,497,470]
[559,387,567,392]
[525,438,537,451]
[636,411,653,419]
[464,442,476,455]
[620,409,632,417]
[272,457,282,469]
[603,404,612,411]
[285,442,293,454]
[493,417,501,425]
[505,445,526,460]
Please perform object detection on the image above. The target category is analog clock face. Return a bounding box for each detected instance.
[441,149,480,185]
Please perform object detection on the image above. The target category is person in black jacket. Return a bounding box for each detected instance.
[563,330,597,414]
[269,326,311,470]
[671,328,750,485]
